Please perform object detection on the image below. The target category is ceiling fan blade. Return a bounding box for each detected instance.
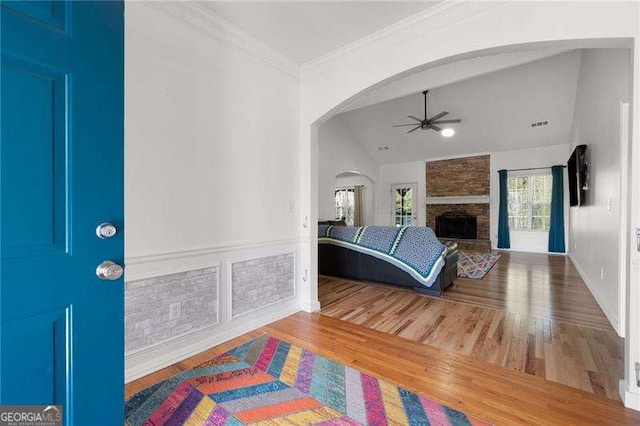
[407,125,421,134]
[431,119,462,124]
[430,125,442,132]
[393,123,422,127]
[428,111,449,122]
[407,115,424,123]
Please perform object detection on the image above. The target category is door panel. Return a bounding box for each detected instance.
[1,0,67,33]
[2,309,69,405]
[1,57,67,258]
[1,2,124,424]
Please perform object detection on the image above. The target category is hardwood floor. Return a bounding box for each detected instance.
[444,251,612,330]
[319,251,624,401]
[126,313,640,425]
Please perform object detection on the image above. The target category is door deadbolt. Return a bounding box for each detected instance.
[96,223,117,239]
[96,261,124,280]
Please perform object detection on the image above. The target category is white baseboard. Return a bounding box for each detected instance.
[620,380,640,411]
[300,300,321,313]
[568,253,620,335]
[125,302,301,383]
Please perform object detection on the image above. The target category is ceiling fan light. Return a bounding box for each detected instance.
[441,128,455,138]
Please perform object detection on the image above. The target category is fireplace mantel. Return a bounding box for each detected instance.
[425,195,489,205]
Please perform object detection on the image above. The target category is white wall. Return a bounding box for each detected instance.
[124,3,303,380]
[126,4,300,257]
[376,161,425,226]
[568,48,631,334]
[317,116,379,221]
[490,144,571,253]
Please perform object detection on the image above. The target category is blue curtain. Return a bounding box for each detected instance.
[548,165,566,253]
[497,169,510,249]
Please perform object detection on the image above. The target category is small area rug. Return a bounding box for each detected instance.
[126,335,491,425]
[457,251,502,280]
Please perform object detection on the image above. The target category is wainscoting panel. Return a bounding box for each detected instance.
[231,253,296,318]
[125,267,219,352]
[124,238,303,382]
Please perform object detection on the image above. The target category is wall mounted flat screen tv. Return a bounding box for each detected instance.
[568,144,587,207]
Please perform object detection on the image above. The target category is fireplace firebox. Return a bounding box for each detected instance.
[435,211,477,240]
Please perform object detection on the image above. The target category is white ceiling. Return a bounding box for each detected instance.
[332,50,583,164]
[340,49,571,112]
[199,1,440,64]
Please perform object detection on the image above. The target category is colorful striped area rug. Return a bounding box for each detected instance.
[126,335,491,425]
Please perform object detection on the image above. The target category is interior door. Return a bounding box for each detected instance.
[391,183,418,226]
[1,1,124,424]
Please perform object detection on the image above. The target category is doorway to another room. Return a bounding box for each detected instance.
[391,183,417,226]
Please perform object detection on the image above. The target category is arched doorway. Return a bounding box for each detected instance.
[296,3,639,405]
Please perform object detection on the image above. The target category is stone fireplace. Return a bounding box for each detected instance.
[426,155,491,252]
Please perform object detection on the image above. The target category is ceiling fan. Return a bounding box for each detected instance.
[392,90,462,134]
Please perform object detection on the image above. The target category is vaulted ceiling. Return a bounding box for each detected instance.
[199,1,440,64]
[333,50,583,164]
[195,3,583,166]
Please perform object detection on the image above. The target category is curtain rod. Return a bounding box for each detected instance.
[501,165,566,173]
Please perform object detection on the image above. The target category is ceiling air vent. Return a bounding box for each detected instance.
[530,120,550,128]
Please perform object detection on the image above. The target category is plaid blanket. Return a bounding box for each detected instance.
[318,225,446,288]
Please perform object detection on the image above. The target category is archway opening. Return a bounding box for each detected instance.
[307,38,636,405]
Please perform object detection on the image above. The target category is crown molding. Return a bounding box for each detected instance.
[140,0,299,80]
[137,0,504,81]
[301,0,505,72]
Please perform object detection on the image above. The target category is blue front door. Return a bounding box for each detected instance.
[1,1,124,424]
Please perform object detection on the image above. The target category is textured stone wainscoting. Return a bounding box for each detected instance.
[125,267,218,352]
[231,253,295,318]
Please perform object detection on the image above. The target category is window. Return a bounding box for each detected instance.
[392,184,415,226]
[507,174,552,231]
[335,187,355,225]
